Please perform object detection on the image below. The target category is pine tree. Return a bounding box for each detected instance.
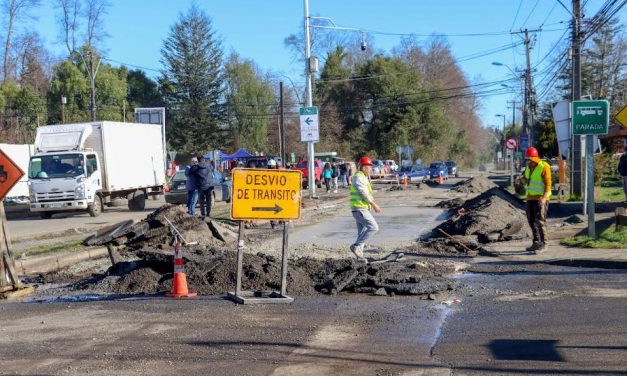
[160,5,224,155]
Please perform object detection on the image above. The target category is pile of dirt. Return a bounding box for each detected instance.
[84,204,238,252]
[387,185,406,191]
[432,187,531,243]
[61,251,461,297]
[435,198,464,209]
[451,176,497,194]
[63,204,462,297]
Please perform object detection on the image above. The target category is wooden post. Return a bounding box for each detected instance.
[0,202,20,287]
[235,221,244,297]
[280,221,289,296]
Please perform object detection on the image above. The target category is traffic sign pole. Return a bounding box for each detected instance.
[586,135,595,237]
[572,100,609,237]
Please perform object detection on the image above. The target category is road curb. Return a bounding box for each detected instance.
[17,247,109,275]
[545,258,627,270]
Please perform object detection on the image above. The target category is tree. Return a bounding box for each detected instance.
[160,5,224,154]
[126,69,162,113]
[83,0,109,50]
[224,53,275,152]
[2,0,41,81]
[55,0,81,55]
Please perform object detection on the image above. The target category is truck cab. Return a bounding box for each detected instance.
[28,152,102,218]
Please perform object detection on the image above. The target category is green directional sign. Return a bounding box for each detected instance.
[572,100,609,135]
[299,106,319,142]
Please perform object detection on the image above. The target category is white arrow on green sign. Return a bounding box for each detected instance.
[299,106,319,142]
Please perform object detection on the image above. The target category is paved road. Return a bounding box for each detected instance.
[434,261,627,375]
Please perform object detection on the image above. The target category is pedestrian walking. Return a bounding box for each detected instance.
[184,157,199,215]
[331,162,339,193]
[349,156,381,261]
[515,147,552,254]
[618,145,627,202]
[339,162,348,188]
[323,162,333,193]
[191,156,216,219]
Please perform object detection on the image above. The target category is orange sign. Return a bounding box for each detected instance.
[230,168,302,221]
[0,149,25,201]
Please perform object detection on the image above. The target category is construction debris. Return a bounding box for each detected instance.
[432,187,531,243]
[450,176,497,194]
[435,198,464,209]
[22,204,460,298]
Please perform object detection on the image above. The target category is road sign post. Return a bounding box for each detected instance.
[228,168,302,304]
[572,100,609,237]
[506,138,517,187]
[0,149,34,298]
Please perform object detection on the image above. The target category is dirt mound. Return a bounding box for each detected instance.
[55,248,461,297]
[435,198,464,209]
[84,204,238,252]
[432,187,531,243]
[451,176,497,194]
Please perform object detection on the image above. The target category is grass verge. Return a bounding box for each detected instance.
[561,225,627,249]
[599,187,625,203]
[16,240,86,258]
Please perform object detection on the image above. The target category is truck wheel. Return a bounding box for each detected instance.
[302,181,308,189]
[39,212,53,219]
[128,191,146,211]
[88,195,103,217]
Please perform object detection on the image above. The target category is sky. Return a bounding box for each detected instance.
[28,0,626,128]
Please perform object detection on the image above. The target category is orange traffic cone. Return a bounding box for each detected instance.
[166,239,197,298]
[402,174,408,186]
[438,172,444,185]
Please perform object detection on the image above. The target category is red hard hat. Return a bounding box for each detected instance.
[358,156,374,166]
[525,147,539,158]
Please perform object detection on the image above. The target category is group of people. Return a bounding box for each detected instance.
[322,161,353,193]
[184,156,218,218]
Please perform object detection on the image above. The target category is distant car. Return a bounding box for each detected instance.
[294,160,323,189]
[445,161,459,177]
[371,160,387,175]
[384,160,398,172]
[396,164,428,182]
[429,162,449,180]
[165,170,231,205]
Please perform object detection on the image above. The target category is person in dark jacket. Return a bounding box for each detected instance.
[618,144,627,202]
[190,156,216,218]
[184,157,199,215]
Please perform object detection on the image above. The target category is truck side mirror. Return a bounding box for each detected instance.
[87,165,94,176]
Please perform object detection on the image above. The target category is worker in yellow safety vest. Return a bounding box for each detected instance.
[516,147,552,253]
[349,156,381,261]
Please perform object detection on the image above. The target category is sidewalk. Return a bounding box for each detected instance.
[481,239,627,269]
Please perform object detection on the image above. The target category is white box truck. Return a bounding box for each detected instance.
[27,121,166,218]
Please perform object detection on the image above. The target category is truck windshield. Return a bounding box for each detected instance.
[29,154,85,179]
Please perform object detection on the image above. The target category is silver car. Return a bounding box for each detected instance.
[164,170,231,205]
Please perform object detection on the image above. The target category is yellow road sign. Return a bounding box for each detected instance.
[614,105,627,130]
[230,168,302,220]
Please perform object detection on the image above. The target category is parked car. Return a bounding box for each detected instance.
[384,160,398,172]
[429,161,449,180]
[294,160,323,189]
[165,170,231,205]
[371,160,387,175]
[398,165,428,183]
[445,160,459,177]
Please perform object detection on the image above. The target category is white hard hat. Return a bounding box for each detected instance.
[267,159,277,167]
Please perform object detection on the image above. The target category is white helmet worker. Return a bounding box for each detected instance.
[267,159,277,168]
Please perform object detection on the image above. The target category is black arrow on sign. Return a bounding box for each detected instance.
[252,204,283,214]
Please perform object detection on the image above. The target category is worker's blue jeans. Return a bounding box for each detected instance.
[187,189,198,215]
[352,209,379,247]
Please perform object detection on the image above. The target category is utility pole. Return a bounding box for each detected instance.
[279,82,286,166]
[303,0,316,198]
[60,96,67,123]
[522,29,537,146]
[571,0,583,197]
